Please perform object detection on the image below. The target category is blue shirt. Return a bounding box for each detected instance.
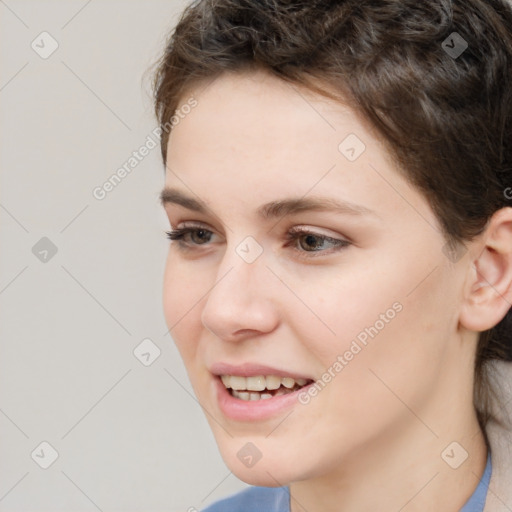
[202,453,492,512]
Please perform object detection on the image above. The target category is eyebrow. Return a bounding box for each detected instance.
[159,187,378,220]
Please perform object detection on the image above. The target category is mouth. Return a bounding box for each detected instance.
[210,362,317,421]
[219,374,314,401]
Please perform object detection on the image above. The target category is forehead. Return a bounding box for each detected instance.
[162,70,433,230]
[167,72,359,174]
[166,70,357,163]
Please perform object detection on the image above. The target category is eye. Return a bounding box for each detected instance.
[164,224,350,259]
[283,226,350,258]
[165,226,214,245]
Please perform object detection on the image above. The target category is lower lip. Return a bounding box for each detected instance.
[214,376,313,422]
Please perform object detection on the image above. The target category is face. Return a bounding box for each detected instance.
[161,70,473,486]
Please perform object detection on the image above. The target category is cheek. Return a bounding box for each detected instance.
[293,269,403,364]
[319,266,456,424]
[162,254,203,361]
[300,256,456,408]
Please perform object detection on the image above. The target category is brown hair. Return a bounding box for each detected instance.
[152,0,512,431]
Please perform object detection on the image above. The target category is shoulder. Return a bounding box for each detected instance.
[201,485,289,512]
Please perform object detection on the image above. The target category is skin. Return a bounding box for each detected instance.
[161,69,512,512]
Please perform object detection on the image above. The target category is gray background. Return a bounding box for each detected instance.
[0,1,248,510]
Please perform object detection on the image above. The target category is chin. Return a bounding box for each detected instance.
[227,461,293,487]
[217,446,304,487]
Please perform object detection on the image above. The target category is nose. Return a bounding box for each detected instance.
[200,245,280,343]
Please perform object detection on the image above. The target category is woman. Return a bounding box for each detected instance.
[153,1,512,510]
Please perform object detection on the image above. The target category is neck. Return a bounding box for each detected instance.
[289,394,487,512]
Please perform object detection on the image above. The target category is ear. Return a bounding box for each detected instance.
[459,207,512,332]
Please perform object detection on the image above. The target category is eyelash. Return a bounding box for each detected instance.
[164,225,350,259]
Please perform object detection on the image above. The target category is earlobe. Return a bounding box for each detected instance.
[459,207,512,333]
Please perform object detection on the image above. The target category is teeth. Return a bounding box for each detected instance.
[246,376,266,391]
[265,375,281,390]
[281,377,295,389]
[231,390,286,401]
[220,375,310,392]
[230,376,247,390]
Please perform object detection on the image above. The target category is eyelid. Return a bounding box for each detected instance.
[165,221,351,259]
[287,225,352,243]
[172,221,349,241]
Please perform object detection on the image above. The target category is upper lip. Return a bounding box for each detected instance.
[209,362,314,381]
